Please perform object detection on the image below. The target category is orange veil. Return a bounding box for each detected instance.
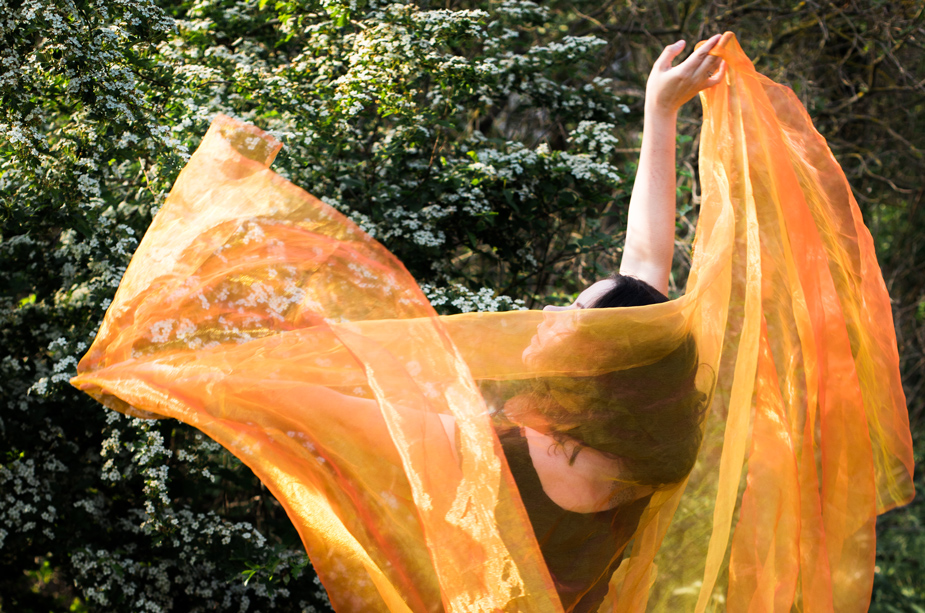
[72,34,913,611]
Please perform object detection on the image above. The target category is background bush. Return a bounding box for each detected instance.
[1,0,922,610]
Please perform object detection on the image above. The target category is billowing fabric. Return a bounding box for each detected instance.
[72,33,913,612]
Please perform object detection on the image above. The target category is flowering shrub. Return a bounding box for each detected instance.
[1,0,637,609]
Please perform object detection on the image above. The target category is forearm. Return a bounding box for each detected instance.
[620,105,679,295]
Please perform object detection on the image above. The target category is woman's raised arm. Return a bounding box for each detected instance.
[619,35,726,295]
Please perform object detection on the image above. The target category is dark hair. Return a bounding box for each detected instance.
[588,273,670,309]
[537,273,707,487]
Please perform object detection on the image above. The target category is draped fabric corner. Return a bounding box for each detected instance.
[72,32,913,612]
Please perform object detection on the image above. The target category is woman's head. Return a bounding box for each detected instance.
[522,274,671,368]
[540,335,707,487]
[541,273,670,312]
[585,273,671,309]
[516,273,707,488]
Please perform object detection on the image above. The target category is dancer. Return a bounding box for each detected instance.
[73,33,913,612]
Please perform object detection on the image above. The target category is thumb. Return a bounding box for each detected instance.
[656,40,686,70]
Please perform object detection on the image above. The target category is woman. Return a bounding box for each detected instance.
[72,33,913,612]
[493,290,706,611]
[475,37,723,609]
[503,32,725,510]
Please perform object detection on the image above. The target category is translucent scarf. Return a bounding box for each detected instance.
[72,33,914,612]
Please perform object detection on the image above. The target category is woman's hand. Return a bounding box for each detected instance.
[645,35,726,116]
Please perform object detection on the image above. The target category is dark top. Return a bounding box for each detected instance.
[496,426,651,613]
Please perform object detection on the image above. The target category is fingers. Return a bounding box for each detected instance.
[693,33,723,59]
[657,34,722,74]
[656,40,686,70]
[692,53,723,82]
[646,34,725,111]
[679,34,721,68]
[682,34,725,82]
[705,60,727,87]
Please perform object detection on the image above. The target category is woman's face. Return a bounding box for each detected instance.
[522,279,616,367]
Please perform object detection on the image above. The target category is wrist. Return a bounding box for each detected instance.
[643,105,679,138]
[644,98,680,120]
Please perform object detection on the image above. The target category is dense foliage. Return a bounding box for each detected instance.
[1,0,922,610]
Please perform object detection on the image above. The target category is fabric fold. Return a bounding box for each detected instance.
[72,32,913,612]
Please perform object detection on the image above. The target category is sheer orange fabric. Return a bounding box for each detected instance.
[72,33,913,612]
